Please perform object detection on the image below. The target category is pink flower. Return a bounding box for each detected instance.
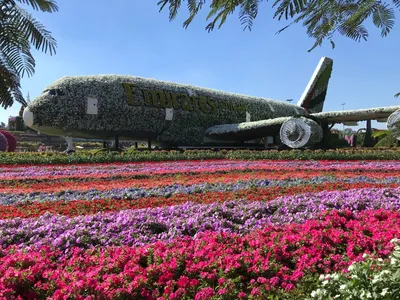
[176,276,190,288]
[257,277,267,284]
[218,288,228,295]
[190,279,199,287]
[251,287,261,296]
[270,276,280,286]
[195,287,216,300]
[285,283,296,291]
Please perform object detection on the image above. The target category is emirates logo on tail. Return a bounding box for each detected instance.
[298,57,333,114]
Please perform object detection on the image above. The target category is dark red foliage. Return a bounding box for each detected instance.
[0,130,16,152]
[0,132,7,152]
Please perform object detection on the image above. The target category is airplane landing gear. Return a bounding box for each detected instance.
[64,136,75,154]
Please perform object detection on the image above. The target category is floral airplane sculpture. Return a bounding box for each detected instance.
[23,57,400,151]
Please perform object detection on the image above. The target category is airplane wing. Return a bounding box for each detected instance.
[310,105,400,123]
[205,117,290,140]
[205,105,400,141]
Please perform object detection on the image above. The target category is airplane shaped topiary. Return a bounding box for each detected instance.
[23,57,400,152]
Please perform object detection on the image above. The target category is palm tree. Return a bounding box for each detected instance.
[157,0,399,51]
[0,0,58,109]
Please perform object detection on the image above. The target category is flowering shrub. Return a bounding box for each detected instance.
[0,209,399,299]
[0,182,394,219]
[2,188,400,251]
[0,130,16,152]
[2,160,400,181]
[0,132,7,152]
[5,168,394,194]
[310,238,400,299]
[1,157,399,298]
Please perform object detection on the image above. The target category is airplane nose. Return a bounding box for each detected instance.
[23,107,34,127]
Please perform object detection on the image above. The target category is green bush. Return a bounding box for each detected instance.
[374,135,398,148]
[0,149,400,165]
[309,238,400,300]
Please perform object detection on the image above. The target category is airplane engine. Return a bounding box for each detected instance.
[387,109,400,140]
[279,117,323,148]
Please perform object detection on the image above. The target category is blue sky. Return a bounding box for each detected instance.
[1,1,399,130]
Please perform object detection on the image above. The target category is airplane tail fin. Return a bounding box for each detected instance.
[297,57,333,113]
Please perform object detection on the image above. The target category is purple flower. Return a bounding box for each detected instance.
[1,187,400,252]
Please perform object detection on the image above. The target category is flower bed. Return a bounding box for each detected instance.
[1,158,399,298]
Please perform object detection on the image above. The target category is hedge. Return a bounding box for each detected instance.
[0,149,400,165]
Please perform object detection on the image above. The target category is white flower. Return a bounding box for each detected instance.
[331,273,340,280]
[381,288,389,296]
[348,264,356,271]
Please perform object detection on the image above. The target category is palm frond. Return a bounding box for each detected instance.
[0,0,56,109]
[337,22,369,42]
[274,0,321,36]
[205,7,227,32]
[0,22,36,77]
[183,0,205,29]
[238,0,258,31]
[157,0,182,21]
[0,60,26,108]
[272,0,309,20]
[13,0,58,12]
[395,92,400,97]
[206,0,239,32]
[307,16,336,51]
[0,44,35,78]
[156,0,399,52]
[157,0,169,12]
[372,3,395,37]
[5,4,57,55]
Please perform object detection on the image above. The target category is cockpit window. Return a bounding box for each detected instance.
[42,89,65,96]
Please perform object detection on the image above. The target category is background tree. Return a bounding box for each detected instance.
[158,0,399,97]
[0,0,58,110]
[157,0,399,51]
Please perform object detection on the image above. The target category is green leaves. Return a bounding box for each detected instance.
[15,0,58,12]
[157,0,182,21]
[183,0,205,28]
[272,0,308,20]
[372,3,395,37]
[0,61,25,108]
[157,0,399,52]
[11,5,57,55]
[158,0,261,32]
[205,0,240,32]
[0,0,57,109]
[238,0,259,31]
